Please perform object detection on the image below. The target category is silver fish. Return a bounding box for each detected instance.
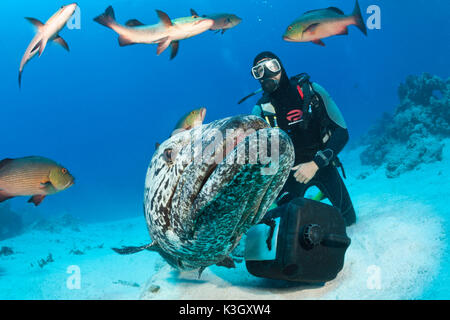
[19,3,77,88]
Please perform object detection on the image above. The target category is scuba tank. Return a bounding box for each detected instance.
[244,197,351,284]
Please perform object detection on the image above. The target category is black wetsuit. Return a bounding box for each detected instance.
[253,73,356,226]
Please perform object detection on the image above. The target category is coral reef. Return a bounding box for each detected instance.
[0,203,24,241]
[360,73,450,178]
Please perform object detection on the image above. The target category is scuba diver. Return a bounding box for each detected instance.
[248,51,356,226]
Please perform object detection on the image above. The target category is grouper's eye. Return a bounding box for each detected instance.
[61,168,68,174]
[163,148,174,165]
[288,26,293,31]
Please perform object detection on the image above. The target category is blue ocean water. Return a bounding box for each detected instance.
[0,0,449,300]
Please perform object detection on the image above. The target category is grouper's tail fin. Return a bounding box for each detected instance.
[352,0,367,36]
[93,6,116,28]
[112,242,159,255]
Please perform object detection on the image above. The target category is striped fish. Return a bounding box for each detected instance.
[0,156,74,206]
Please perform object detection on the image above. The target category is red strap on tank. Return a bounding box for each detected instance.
[296,85,304,99]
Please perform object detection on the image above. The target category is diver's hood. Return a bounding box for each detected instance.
[253,51,290,94]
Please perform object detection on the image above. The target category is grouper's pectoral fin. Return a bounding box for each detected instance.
[112,242,159,255]
[53,35,70,52]
[216,256,236,269]
[28,195,46,206]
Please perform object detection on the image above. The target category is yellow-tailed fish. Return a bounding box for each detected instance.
[0,156,74,206]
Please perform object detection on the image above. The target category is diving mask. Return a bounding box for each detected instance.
[251,59,282,80]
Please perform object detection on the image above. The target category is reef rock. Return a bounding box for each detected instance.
[360,73,449,178]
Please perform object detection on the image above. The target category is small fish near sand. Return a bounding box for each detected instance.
[283,0,367,46]
[190,9,242,35]
[19,3,78,89]
[94,6,214,59]
[171,107,206,136]
[0,156,75,206]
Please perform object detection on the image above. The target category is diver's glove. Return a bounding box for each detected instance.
[313,149,334,168]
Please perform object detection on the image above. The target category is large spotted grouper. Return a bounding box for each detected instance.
[114,115,294,276]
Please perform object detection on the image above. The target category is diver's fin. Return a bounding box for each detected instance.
[170,41,179,60]
[156,10,173,28]
[53,35,69,51]
[25,17,44,31]
[221,29,226,35]
[125,19,145,27]
[28,195,46,206]
[156,37,171,55]
[353,0,367,35]
[112,242,159,255]
[312,39,325,46]
[216,256,236,269]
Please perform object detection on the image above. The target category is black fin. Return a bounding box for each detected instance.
[353,0,367,35]
[0,159,14,170]
[28,195,46,206]
[93,6,116,27]
[53,35,69,51]
[327,7,345,15]
[304,23,320,33]
[170,41,179,60]
[312,39,325,46]
[125,19,145,27]
[112,243,158,255]
[25,17,44,29]
[190,8,199,18]
[156,10,172,27]
[118,36,136,47]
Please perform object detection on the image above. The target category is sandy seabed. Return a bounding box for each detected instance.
[0,140,449,300]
